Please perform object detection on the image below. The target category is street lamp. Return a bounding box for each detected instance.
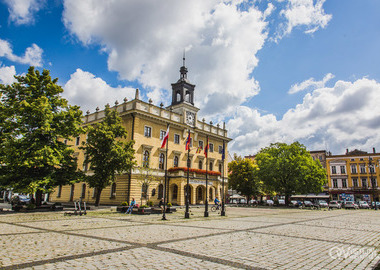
[368,158,378,210]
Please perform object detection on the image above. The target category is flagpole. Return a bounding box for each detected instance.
[204,135,209,217]
[162,124,169,221]
[221,139,226,216]
[185,129,190,219]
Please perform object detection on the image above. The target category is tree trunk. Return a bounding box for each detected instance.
[285,193,290,206]
[95,188,102,206]
[35,190,43,207]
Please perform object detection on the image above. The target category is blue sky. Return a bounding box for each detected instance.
[1,0,380,156]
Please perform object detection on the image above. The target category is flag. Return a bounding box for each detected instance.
[204,137,209,158]
[185,131,191,150]
[161,126,169,148]
[221,142,225,160]
[196,146,202,153]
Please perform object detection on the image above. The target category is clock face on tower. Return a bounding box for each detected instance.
[186,111,195,126]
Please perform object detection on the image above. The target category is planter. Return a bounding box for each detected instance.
[166,207,176,213]
[117,206,128,213]
[137,208,151,215]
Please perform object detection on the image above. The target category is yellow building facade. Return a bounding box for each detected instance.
[52,62,232,206]
[326,149,380,202]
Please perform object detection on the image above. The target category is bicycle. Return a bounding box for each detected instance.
[211,204,226,212]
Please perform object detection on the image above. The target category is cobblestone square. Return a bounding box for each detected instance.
[1,207,379,269]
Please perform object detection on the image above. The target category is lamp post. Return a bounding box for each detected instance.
[185,129,191,219]
[369,158,378,210]
[221,140,226,216]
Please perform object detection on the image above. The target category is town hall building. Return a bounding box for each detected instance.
[52,60,232,206]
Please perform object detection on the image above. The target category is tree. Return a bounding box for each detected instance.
[228,154,262,202]
[0,67,83,205]
[81,106,135,206]
[255,142,326,205]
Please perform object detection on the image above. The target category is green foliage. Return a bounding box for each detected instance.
[139,204,148,208]
[81,106,135,206]
[0,67,83,195]
[167,202,172,207]
[120,201,129,206]
[255,142,327,203]
[228,154,261,200]
[147,200,153,207]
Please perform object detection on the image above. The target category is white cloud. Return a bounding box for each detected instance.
[63,69,136,113]
[288,73,334,94]
[62,0,268,118]
[4,0,45,25]
[229,77,380,156]
[0,39,43,66]
[0,65,16,85]
[278,0,332,39]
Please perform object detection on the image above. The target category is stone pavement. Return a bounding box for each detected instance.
[1,206,380,269]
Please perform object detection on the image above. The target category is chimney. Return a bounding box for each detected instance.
[135,88,140,100]
[373,148,376,154]
[346,149,349,154]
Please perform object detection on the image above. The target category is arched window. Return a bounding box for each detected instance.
[199,160,203,170]
[143,150,150,168]
[151,188,156,197]
[159,153,165,170]
[141,183,148,199]
[158,184,163,199]
[110,183,116,198]
[81,183,86,199]
[172,185,178,199]
[57,185,62,198]
[209,188,213,200]
[69,185,75,202]
[174,156,179,167]
[209,161,213,171]
[197,186,203,201]
[176,91,181,102]
[219,163,222,173]
[185,91,190,102]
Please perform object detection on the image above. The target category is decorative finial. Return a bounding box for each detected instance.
[105,103,110,108]
[148,98,152,104]
[217,123,220,128]
[123,97,128,103]
[115,100,119,106]
[160,102,164,108]
[86,110,90,115]
[135,88,140,100]
[202,118,205,122]
[210,121,213,125]
[183,49,186,67]
[96,107,99,112]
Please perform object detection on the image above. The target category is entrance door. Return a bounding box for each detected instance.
[69,185,75,202]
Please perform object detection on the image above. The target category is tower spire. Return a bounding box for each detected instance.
[180,51,188,80]
[183,49,186,67]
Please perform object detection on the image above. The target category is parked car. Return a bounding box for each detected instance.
[265,200,274,206]
[371,202,380,209]
[358,201,370,209]
[344,201,359,209]
[317,200,328,208]
[328,201,341,209]
[278,199,285,205]
[304,200,319,209]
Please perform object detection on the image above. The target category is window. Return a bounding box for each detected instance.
[110,183,116,198]
[352,178,358,187]
[144,126,152,137]
[75,136,80,146]
[160,130,167,140]
[197,187,203,201]
[209,161,213,171]
[198,160,203,170]
[360,165,366,173]
[209,188,213,200]
[319,156,323,161]
[159,153,165,170]
[362,178,367,188]
[209,143,214,152]
[83,156,88,172]
[369,165,375,174]
[143,150,150,168]
[81,184,86,199]
[331,166,337,174]
[141,183,148,199]
[351,165,357,174]
[342,179,347,188]
[151,189,156,197]
[219,146,223,154]
[172,185,178,200]
[219,163,222,173]
[158,184,163,199]
[64,139,68,145]
[174,156,179,167]
[189,138,193,147]
[198,140,204,149]
[57,185,62,198]
[333,179,338,188]
[174,134,180,144]
[340,166,346,174]
[371,178,377,187]
[176,91,181,102]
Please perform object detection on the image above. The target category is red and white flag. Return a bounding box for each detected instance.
[161,126,170,148]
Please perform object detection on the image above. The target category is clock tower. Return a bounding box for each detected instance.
[168,56,199,126]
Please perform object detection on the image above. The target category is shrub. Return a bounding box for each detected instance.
[167,203,172,207]
[139,205,148,208]
[147,200,153,207]
[120,201,129,206]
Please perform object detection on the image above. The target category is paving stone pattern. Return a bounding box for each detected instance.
[0,207,379,269]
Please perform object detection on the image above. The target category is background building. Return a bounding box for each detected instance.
[52,61,232,206]
[326,148,380,202]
